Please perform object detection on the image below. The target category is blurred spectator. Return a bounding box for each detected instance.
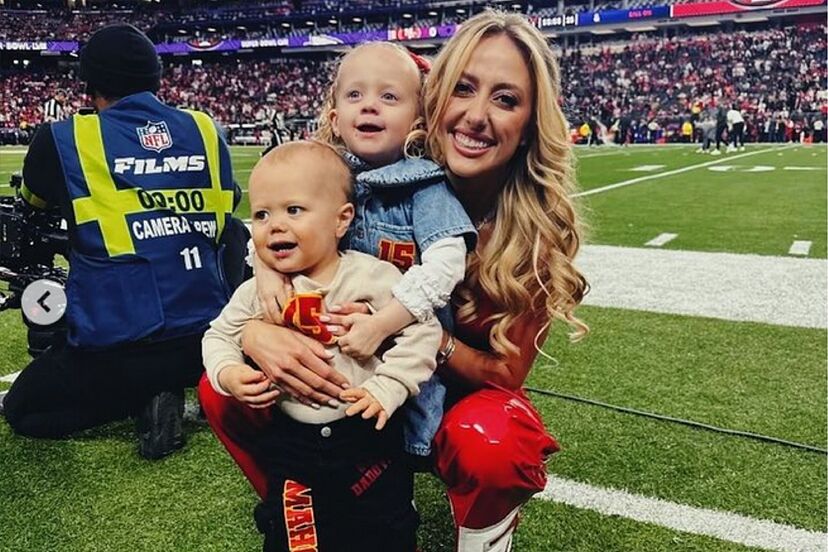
[42,89,66,123]
[727,104,745,151]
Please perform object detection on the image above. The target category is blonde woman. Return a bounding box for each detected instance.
[200,10,587,551]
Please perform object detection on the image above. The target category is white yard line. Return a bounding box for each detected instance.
[576,149,627,160]
[574,146,792,197]
[629,164,666,172]
[0,370,20,383]
[789,241,813,256]
[539,475,827,552]
[577,244,827,329]
[644,232,677,247]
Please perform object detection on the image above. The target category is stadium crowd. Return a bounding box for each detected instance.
[1,24,825,145]
[0,0,699,43]
[562,24,827,143]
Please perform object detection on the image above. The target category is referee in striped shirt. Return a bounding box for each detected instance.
[42,89,66,123]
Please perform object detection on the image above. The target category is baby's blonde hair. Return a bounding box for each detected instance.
[315,41,427,160]
[255,140,354,204]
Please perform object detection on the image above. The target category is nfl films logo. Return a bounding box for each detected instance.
[137,121,173,153]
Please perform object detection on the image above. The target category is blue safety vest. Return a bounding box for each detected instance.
[51,92,235,349]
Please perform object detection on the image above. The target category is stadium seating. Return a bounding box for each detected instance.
[0,2,824,146]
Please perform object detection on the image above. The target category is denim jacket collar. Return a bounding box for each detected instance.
[343,152,443,190]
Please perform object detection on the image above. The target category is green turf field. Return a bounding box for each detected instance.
[0,144,825,551]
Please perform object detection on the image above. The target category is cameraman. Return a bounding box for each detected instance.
[1,24,248,460]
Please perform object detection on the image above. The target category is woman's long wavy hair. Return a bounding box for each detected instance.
[424,10,589,355]
[315,41,427,159]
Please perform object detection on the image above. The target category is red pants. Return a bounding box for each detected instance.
[198,375,558,530]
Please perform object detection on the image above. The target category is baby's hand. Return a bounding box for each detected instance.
[337,313,389,361]
[340,387,388,430]
[218,363,281,408]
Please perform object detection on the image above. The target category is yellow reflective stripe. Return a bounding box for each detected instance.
[20,183,47,209]
[73,114,142,256]
[186,110,233,241]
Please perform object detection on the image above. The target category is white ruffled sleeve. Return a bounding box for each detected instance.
[392,236,467,322]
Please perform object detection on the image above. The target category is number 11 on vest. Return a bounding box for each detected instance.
[180,246,202,270]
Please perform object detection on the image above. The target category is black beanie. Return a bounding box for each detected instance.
[79,23,162,98]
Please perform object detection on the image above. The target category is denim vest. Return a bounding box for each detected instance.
[341,153,476,456]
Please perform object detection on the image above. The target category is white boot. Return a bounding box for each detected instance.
[456,507,520,552]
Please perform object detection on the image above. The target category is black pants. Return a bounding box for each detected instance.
[4,217,251,438]
[715,123,728,149]
[255,413,418,552]
[731,122,745,148]
[4,335,204,437]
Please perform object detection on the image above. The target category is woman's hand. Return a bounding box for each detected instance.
[217,363,281,409]
[253,253,293,323]
[242,320,350,407]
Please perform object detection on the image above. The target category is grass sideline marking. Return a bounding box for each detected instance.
[576,149,627,160]
[573,146,791,197]
[539,475,828,552]
[0,370,20,383]
[644,232,677,247]
[578,244,827,329]
[629,165,666,172]
[789,241,813,256]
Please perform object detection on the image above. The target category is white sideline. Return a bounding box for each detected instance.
[578,244,827,329]
[573,146,792,197]
[0,370,20,383]
[539,475,828,552]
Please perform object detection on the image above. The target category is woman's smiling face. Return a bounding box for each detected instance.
[439,33,534,189]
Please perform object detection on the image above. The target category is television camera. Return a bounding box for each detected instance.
[0,173,68,356]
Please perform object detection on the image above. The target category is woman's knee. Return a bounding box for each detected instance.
[197,373,221,419]
[435,387,558,492]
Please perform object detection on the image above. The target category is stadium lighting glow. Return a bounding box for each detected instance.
[685,20,720,27]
